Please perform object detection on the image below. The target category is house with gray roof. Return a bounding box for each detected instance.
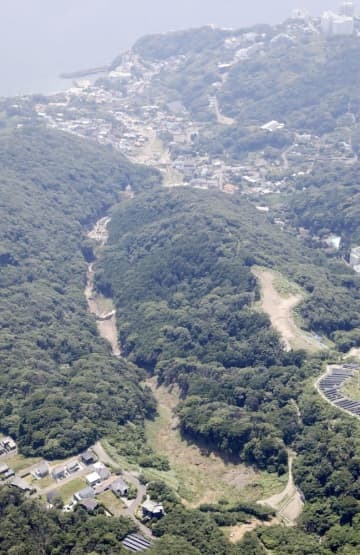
[0,463,9,476]
[34,462,49,479]
[11,477,31,492]
[111,477,128,497]
[79,498,99,512]
[74,487,95,502]
[81,449,96,465]
[52,466,66,480]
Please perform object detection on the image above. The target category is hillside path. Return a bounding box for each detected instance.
[253,268,303,351]
[252,268,323,352]
[259,453,303,526]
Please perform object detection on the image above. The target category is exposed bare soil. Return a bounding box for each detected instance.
[85,222,121,357]
[259,454,303,526]
[145,378,256,507]
[252,268,322,352]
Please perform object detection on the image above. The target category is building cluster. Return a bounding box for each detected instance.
[29,10,359,257]
[321,3,356,36]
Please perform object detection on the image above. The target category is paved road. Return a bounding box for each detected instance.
[93,442,152,539]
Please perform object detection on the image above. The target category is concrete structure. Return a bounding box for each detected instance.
[321,11,354,36]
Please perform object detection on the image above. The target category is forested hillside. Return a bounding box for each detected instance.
[96,188,358,464]
[95,187,360,552]
[1,15,360,554]
[0,126,159,458]
[288,162,360,245]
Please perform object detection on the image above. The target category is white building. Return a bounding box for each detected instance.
[321,11,354,36]
[291,9,309,20]
[324,235,342,250]
[86,472,101,487]
[261,120,285,132]
[339,2,355,17]
[350,246,360,267]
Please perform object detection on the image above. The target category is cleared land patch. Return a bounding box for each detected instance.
[98,490,125,516]
[145,378,285,507]
[252,267,323,352]
[57,477,85,503]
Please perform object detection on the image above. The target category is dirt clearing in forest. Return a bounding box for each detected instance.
[252,267,323,352]
[145,378,285,507]
[225,517,279,543]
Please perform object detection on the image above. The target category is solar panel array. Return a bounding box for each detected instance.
[318,364,360,418]
[122,534,152,553]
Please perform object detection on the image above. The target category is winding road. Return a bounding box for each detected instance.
[93,442,152,539]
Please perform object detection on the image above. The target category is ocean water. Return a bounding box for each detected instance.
[0,0,341,97]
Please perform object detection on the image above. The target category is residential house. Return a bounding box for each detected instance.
[79,498,99,512]
[47,490,60,505]
[81,450,96,465]
[74,487,95,502]
[52,466,66,480]
[34,462,49,479]
[98,467,111,481]
[1,437,16,451]
[11,477,31,492]
[110,477,129,497]
[0,463,9,476]
[3,468,15,480]
[86,472,101,487]
[67,461,80,474]
[141,498,165,519]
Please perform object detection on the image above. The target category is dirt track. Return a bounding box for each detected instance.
[85,220,121,357]
[259,453,303,526]
[253,268,322,352]
[253,269,302,351]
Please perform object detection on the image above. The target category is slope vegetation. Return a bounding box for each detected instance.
[0,126,159,458]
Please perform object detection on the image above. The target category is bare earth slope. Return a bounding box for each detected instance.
[253,268,323,352]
